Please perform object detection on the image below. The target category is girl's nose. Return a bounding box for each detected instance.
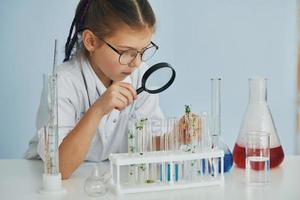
[128,54,142,68]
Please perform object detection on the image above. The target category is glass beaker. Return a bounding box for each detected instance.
[210,78,233,172]
[245,131,270,185]
[233,77,284,169]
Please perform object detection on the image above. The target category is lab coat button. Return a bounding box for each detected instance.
[113,119,117,123]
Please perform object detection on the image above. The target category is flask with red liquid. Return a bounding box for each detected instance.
[233,77,284,169]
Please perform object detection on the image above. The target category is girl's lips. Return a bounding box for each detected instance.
[122,72,132,75]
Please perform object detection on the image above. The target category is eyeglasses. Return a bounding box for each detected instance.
[100,38,159,65]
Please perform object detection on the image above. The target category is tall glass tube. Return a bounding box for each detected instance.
[39,40,65,195]
[43,74,59,175]
[211,78,233,172]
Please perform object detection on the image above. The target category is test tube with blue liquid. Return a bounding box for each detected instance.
[196,112,209,180]
[165,118,177,182]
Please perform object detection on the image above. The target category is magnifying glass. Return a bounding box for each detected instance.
[136,62,176,94]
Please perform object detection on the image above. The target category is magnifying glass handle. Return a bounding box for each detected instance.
[136,87,144,95]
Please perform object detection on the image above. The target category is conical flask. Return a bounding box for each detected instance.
[210,78,233,172]
[233,77,284,168]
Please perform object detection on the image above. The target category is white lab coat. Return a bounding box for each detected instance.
[25,54,164,162]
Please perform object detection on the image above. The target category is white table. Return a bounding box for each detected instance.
[0,156,299,200]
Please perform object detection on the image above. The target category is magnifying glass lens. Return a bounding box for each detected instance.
[145,67,174,90]
[136,62,176,95]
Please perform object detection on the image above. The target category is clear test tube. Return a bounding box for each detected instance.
[127,119,137,184]
[185,116,195,181]
[146,119,156,183]
[168,118,177,152]
[178,116,188,182]
[159,119,166,183]
[199,112,211,179]
[167,118,179,182]
[192,116,202,181]
[164,118,176,182]
[163,119,169,182]
[195,114,203,180]
[143,120,150,183]
[177,116,186,181]
[149,119,161,182]
[135,119,147,184]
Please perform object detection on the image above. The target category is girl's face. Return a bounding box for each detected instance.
[88,26,153,87]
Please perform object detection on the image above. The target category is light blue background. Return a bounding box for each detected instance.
[0,0,297,158]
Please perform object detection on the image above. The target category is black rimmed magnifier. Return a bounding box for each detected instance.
[136,62,176,94]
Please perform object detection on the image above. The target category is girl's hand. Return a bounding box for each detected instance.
[92,82,137,116]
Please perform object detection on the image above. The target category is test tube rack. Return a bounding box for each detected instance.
[109,149,224,194]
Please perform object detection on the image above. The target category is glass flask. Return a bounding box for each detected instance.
[210,78,233,172]
[233,77,284,169]
[84,165,111,197]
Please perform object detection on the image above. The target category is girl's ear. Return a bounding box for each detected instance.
[82,29,99,53]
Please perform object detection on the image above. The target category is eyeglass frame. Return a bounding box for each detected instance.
[99,38,159,65]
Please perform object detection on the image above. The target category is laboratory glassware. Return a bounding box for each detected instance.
[210,78,233,172]
[39,40,65,194]
[84,165,111,197]
[245,131,270,185]
[109,148,224,194]
[127,118,150,184]
[233,77,284,168]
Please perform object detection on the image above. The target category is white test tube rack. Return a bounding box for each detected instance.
[109,149,224,194]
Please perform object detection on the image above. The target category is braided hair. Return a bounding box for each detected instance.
[63,0,156,62]
[64,0,92,62]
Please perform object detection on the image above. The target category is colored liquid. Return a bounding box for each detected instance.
[202,152,233,174]
[246,156,269,183]
[175,164,179,181]
[246,156,270,171]
[233,143,284,169]
[223,152,233,172]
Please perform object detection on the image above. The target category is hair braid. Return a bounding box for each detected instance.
[64,0,92,62]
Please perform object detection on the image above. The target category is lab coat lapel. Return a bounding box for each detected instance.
[81,58,99,106]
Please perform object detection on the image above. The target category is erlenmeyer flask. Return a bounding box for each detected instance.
[210,78,233,172]
[233,77,284,169]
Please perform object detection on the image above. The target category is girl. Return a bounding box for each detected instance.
[25,0,164,179]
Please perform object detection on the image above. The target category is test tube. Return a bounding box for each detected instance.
[183,114,199,181]
[167,118,180,182]
[173,118,182,182]
[147,120,156,183]
[127,119,137,184]
[136,119,148,184]
[160,120,166,182]
[150,119,161,182]
[200,112,210,179]
[165,118,177,182]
